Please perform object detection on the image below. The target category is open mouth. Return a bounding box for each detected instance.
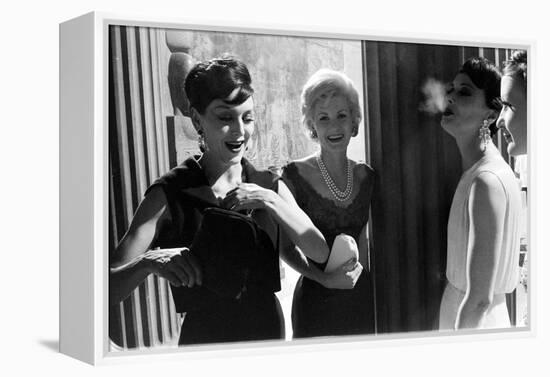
[327,134,345,142]
[499,127,514,144]
[442,108,454,117]
[225,140,245,153]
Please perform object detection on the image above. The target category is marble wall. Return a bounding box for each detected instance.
[162,28,366,170]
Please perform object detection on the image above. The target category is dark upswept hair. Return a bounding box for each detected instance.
[184,55,254,114]
[502,50,527,84]
[459,57,502,135]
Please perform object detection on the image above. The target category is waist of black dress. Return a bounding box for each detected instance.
[300,269,370,297]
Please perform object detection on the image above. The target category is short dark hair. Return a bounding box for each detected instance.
[184,56,254,114]
[502,50,527,84]
[459,57,502,135]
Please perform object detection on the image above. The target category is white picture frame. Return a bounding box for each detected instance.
[59,11,534,365]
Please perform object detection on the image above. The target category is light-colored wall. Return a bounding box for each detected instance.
[162,29,365,169]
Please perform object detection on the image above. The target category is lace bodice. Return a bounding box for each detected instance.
[282,161,374,269]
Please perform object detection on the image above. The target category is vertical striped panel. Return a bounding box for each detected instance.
[143,28,173,344]
[137,26,162,347]
[109,25,180,349]
[150,28,170,173]
[110,25,143,349]
[110,26,134,225]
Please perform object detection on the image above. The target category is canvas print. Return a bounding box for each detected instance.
[107,24,528,350]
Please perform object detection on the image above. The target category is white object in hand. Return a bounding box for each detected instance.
[324,234,359,272]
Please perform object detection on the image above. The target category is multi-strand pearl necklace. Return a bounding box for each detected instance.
[316,154,354,202]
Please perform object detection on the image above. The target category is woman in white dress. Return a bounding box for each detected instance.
[439,57,522,330]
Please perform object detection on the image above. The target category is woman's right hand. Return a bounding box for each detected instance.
[144,247,203,288]
[320,259,363,289]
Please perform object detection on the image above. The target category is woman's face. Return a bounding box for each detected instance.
[441,73,492,140]
[497,75,527,156]
[195,90,255,166]
[312,94,354,153]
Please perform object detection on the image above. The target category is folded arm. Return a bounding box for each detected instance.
[279,231,362,290]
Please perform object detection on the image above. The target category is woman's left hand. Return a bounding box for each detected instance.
[221,183,276,212]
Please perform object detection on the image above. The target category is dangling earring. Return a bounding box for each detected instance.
[479,119,491,151]
[352,125,359,137]
[310,129,318,139]
[198,131,208,153]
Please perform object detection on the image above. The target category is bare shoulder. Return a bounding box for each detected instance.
[471,171,506,198]
[128,185,171,231]
[469,171,507,216]
[352,160,375,181]
[289,154,318,179]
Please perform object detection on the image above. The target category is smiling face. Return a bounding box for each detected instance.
[441,73,495,140]
[497,75,527,156]
[192,91,255,167]
[311,94,354,152]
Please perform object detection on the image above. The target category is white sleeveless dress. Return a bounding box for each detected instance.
[439,152,521,330]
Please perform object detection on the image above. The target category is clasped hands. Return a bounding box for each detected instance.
[320,258,363,290]
[145,247,202,288]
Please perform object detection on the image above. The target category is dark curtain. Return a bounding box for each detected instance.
[362,41,509,333]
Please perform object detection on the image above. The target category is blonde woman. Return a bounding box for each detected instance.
[281,69,375,338]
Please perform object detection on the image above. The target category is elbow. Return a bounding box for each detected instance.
[308,254,326,264]
[291,229,329,264]
[307,241,329,264]
[475,297,493,313]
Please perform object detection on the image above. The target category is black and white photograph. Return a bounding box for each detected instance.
[6,0,544,375]
[107,24,529,350]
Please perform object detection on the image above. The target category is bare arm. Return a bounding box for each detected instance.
[224,181,330,263]
[279,227,362,290]
[455,172,506,329]
[109,186,201,305]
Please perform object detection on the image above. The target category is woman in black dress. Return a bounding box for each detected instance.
[281,69,375,338]
[109,56,330,345]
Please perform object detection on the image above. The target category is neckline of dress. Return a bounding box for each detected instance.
[463,150,501,178]
[289,162,368,210]
[183,156,251,207]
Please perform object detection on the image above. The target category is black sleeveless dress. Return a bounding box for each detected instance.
[145,157,284,345]
[282,161,375,338]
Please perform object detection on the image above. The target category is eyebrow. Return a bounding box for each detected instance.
[213,104,232,110]
[458,82,474,89]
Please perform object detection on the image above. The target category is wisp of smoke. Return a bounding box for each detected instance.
[419,78,446,115]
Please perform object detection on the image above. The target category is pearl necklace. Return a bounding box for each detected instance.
[316,154,354,202]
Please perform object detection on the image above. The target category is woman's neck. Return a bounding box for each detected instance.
[199,153,243,188]
[319,149,348,172]
[454,133,496,172]
[318,148,350,191]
